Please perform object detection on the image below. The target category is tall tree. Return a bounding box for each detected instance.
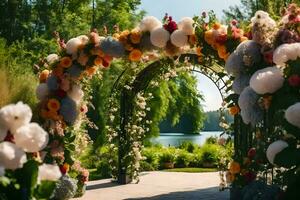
[223,0,297,22]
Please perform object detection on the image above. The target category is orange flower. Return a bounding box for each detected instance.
[196,47,202,56]
[48,111,61,120]
[91,47,105,57]
[52,67,64,77]
[41,109,50,119]
[229,161,241,174]
[78,53,89,66]
[212,23,221,30]
[229,105,240,115]
[47,99,61,112]
[189,34,197,45]
[60,57,72,68]
[217,45,230,60]
[204,30,214,45]
[39,69,50,83]
[86,66,98,76]
[94,56,103,66]
[129,49,142,62]
[125,43,134,51]
[240,36,248,42]
[130,30,142,44]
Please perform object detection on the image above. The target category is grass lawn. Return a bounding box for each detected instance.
[162,167,218,173]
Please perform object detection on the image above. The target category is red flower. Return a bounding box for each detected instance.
[288,74,300,87]
[263,51,273,64]
[215,34,227,44]
[55,89,67,98]
[244,171,256,183]
[247,148,256,159]
[163,21,177,33]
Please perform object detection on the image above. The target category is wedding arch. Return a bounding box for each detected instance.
[28,4,300,199]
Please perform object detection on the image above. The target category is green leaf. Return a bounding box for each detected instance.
[15,160,39,197]
[34,180,57,199]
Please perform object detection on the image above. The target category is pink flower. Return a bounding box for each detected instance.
[80,104,88,114]
[288,74,300,87]
[231,19,238,26]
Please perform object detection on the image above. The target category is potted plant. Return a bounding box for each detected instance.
[159,151,175,169]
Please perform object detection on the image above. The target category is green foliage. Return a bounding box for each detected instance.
[179,141,197,153]
[174,151,192,168]
[146,73,206,137]
[223,0,296,22]
[203,110,233,131]
[200,144,223,166]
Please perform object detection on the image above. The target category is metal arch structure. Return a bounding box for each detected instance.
[110,54,232,184]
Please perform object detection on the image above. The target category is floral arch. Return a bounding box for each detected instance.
[108,53,231,184]
[1,4,300,200]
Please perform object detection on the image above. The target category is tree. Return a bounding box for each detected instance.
[223,0,296,22]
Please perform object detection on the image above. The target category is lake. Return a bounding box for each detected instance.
[151,131,222,147]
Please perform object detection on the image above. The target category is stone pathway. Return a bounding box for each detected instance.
[74,171,229,200]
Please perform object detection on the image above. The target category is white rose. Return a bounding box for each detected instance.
[0,142,27,170]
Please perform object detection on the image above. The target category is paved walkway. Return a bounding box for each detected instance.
[74,171,229,200]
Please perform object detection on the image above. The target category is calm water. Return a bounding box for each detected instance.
[151,131,222,147]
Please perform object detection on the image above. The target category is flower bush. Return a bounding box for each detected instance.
[0,102,61,199]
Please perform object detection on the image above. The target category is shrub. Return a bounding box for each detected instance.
[179,141,198,153]
[189,150,203,167]
[141,148,159,170]
[200,144,222,167]
[175,151,192,168]
[205,136,218,144]
[159,150,176,169]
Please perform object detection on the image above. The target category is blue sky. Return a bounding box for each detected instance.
[139,0,241,111]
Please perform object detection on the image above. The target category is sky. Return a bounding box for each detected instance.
[139,0,241,111]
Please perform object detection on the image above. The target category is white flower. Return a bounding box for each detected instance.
[0,165,4,176]
[36,83,49,100]
[67,84,84,104]
[177,17,194,35]
[76,35,89,46]
[170,30,188,47]
[46,54,59,65]
[14,123,49,152]
[266,140,289,164]
[66,38,82,55]
[273,43,300,67]
[38,164,62,182]
[0,102,32,134]
[285,103,300,128]
[150,27,170,48]
[139,16,162,32]
[0,142,27,170]
[250,67,284,94]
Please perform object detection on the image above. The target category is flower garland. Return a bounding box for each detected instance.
[224,4,300,199]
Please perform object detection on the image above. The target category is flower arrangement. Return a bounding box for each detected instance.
[0,102,61,199]
[224,4,300,199]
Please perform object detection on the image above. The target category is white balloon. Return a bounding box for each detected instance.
[139,16,162,32]
[250,67,284,94]
[170,30,188,47]
[285,102,300,128]
[150,27,170,48]
[266,140,289,164]
[177,17,194,35]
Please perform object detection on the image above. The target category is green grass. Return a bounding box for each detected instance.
[162,168,218,173]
